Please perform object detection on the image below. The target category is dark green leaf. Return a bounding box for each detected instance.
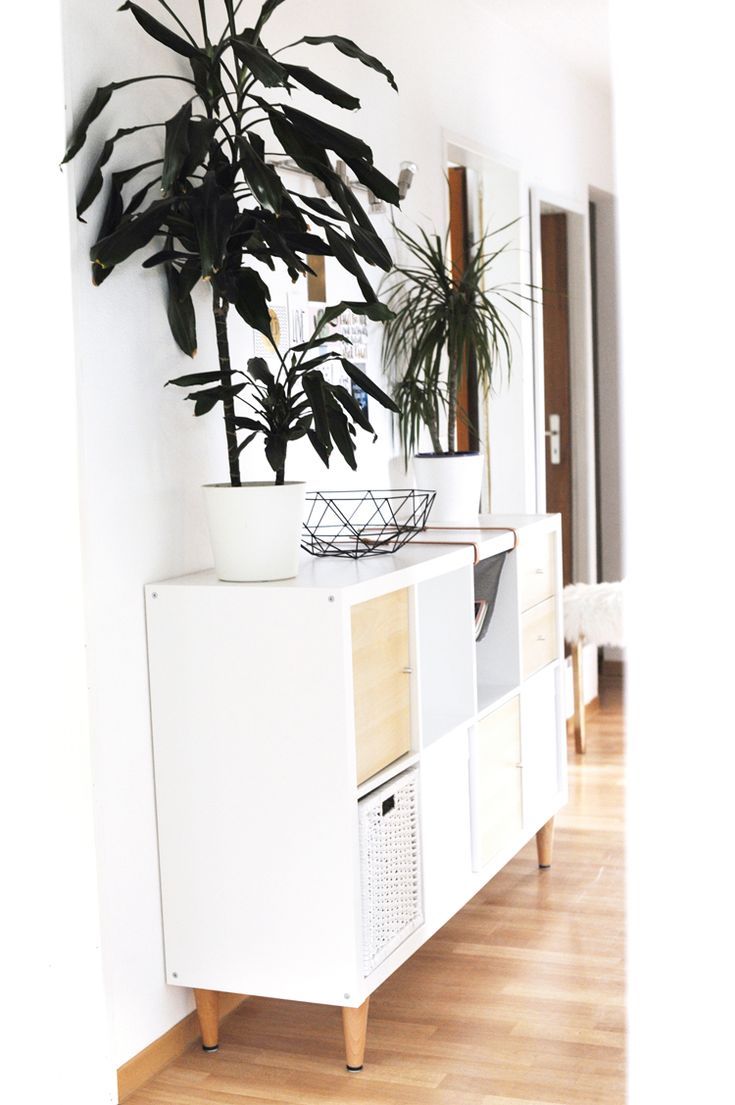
[91,197,174,271]
[301,370,330,446]
[307,428,331,467]
[119,2,197,58]
[230,269,272,337]
[329,383,374,434]
[293,192,347,222]
[62,84,114,163]
[177,257,202,298]
[324,227,376,302]
[300,35,398,91]
[343,155,400,207]
[254,0,287,33]
[233,415,268,432]
[280,105,372,164]
[236,135,284,212]
[166,370,223,387]
[185,383,246,416]
[189,172,238,276]
[237,430,259,455]
[231,38,288,86]
[161,101,192,193]
[283,64,360,110]
[143,248,195,267]
[340,358,399,412]
[180,117,218,178]
[76,130,153,220]
[291,333,350,352]
[326,405,357,469]
[264,434,288,474]
[189,49,226,103]
[247,356,275,389]
[316,300,395,332]
[351,224,393,270]
[165,263,197,356]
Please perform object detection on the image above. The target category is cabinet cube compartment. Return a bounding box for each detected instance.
[358,767,423,976]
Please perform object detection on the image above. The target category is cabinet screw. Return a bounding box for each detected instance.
[344,993,350,1000]
[151,592,158,599]
[172,972,178,978]
[328,595,335,603]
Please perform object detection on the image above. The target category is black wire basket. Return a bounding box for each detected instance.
[301,489,436,559]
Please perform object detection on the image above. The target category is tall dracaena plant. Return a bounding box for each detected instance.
[63,0,401,486]
[381,221,527,462]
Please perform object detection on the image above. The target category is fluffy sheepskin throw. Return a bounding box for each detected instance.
[562,581,625,647]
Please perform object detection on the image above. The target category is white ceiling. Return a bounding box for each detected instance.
[473,0,611,89]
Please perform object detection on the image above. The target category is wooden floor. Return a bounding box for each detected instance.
[129,680,625,1105]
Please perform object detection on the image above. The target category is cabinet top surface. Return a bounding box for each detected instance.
[150,514,559,596]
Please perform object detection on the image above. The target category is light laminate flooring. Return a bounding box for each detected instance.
[128,678,625,1105]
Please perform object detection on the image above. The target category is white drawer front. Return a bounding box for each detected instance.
[521,596,558,679]
[518,531,557,612]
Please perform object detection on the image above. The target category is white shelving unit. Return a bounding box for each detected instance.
[145,513,566,1070]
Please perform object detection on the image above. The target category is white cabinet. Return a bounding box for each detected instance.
[145,514,566,1070]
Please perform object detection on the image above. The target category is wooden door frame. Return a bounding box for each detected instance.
[530,187,598,584]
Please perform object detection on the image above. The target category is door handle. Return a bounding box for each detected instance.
[545,413,561,465]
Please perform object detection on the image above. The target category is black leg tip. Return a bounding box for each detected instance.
[346,1064,363,1073]
[202,1044,219,1053]
[538,863,551,869]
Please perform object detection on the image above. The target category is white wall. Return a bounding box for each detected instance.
[61,0,614,1066]
[2,4,115,1102]
[611,3,735,1101]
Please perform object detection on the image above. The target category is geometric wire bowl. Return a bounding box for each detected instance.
[301,489,436,559]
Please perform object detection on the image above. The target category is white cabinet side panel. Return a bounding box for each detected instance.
[145,586,360,1005]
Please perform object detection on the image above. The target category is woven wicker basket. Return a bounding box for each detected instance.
[358,767,423,976]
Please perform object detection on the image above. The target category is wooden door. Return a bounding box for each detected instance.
[540,213,573,584]
[351,588,412,784]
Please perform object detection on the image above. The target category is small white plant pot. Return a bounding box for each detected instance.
[412,453,484,524]
[203,482,306,582]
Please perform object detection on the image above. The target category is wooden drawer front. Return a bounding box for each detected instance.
[521,596,558,679]
[352,588,412,784]
[473,697,523,868]
[518,531,557,612]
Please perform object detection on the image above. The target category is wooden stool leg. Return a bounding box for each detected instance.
[194,989,220,1052]
[536,816,555,869]
[342,998,370,1071]
[573,638,586,754]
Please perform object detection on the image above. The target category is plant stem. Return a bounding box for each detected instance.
[212,293,242,487]
[427,411,443,454]
[446,363,458,454]
[275,467,285,486]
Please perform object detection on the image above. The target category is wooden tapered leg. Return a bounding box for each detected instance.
[536,816,555,869]
[342,998,369,1071]
[194,989,220,1052]
[573,638,586,754]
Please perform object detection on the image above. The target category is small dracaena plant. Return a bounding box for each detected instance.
[63,0,401,486]
[381,220,528,463]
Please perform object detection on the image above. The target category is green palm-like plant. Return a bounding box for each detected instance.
[381,221,526,462]
[63,0,401,486]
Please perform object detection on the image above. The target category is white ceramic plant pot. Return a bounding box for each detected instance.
[412,453,484,524]
[203,482,306,582]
